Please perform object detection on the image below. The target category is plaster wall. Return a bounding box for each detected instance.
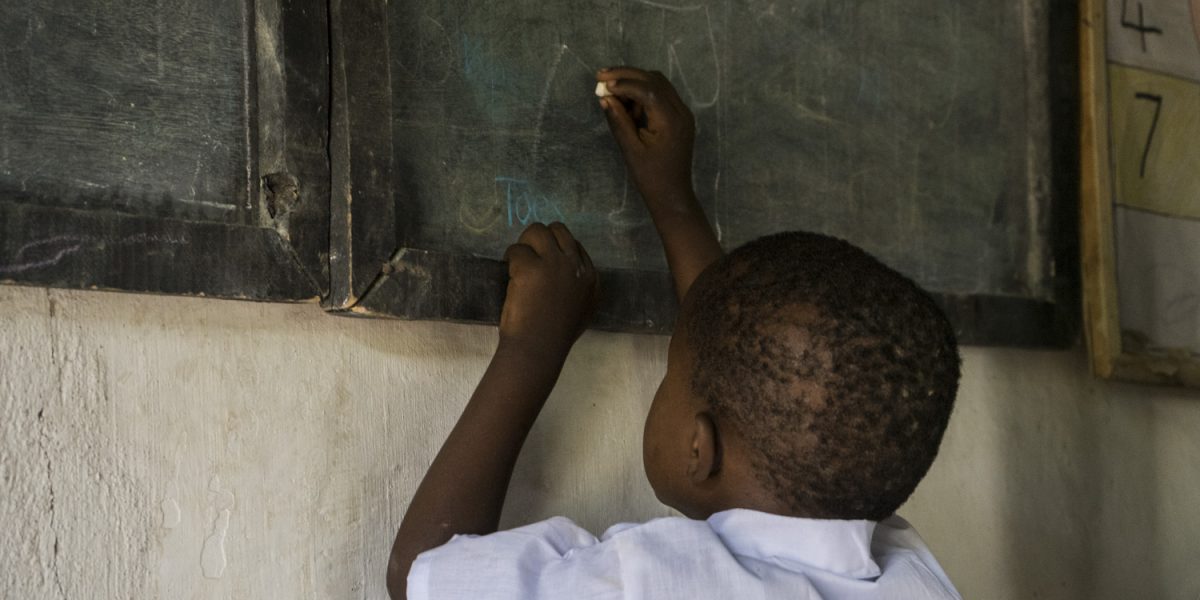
[1,284,1197,599]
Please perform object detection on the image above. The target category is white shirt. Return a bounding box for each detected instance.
[407,510,961,599]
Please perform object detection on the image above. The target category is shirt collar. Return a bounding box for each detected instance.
[706,509,881,579]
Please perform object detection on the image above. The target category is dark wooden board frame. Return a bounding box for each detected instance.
[1080,0,1200,386]
[0,0,329,303]
[328,0,1080,346]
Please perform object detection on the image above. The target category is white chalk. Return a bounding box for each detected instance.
[594,81,613,98]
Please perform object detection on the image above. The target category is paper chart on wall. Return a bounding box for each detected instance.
[1106,0,1200,355]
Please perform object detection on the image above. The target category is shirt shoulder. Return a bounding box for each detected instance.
[870,515,962,600]
[408,512,962,600]
[407,516,737,600]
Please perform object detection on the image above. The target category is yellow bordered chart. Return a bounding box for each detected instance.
[1081,0,1200,386]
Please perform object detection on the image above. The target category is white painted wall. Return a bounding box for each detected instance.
[1,284,1197,599]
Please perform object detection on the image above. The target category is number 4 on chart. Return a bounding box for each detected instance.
[1121,0,1164,52]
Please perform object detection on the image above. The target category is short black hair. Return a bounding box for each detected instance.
[685,231,960,521]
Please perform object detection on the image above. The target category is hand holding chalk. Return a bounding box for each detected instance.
[596,67,696,203]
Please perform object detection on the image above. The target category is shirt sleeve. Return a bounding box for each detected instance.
[406,517,619,600]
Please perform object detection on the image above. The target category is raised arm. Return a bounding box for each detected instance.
[597,67,723,302]
[386,223,598,599]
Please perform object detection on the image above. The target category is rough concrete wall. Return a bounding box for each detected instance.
[1,284,1198,599]
[907,348,1200,599]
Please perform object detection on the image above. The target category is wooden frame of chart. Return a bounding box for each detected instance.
[1081,0,1200,386]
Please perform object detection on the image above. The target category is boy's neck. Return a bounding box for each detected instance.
[678,437,798,520]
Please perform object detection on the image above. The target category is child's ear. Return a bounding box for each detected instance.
[686,412,721,484]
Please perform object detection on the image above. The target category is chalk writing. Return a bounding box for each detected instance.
[496,177,567,227]
[630,0,722,108]
[393,15,453,84]
[461,35,523,123]
[530,44,569,177]
[0,233,191,275]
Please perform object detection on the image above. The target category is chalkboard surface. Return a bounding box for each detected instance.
[0,0,252,224]
[0,0,330,302]
[387,0,1051,299]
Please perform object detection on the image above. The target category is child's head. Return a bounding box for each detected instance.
[642,232,961,521]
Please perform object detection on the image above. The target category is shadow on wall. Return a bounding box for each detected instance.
[997,352,1165,600]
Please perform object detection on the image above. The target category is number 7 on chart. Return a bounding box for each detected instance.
[1133,92,1163,179]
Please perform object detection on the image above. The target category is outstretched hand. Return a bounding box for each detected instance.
[596,66,721,303]
[500,222,599,355]
[597,67,697,203]
[388,222,598,600]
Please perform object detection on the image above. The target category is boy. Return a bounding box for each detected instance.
[387,67,962,599]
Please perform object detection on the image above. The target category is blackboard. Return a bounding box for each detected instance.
[0,0,330,301]
[1,0,1075,345]
[389,0,1033,295]
[334,0,1077,345]
[0,0,249,223]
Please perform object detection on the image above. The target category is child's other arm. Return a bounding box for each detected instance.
[386,223,599,600]
[597,67,722,303]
